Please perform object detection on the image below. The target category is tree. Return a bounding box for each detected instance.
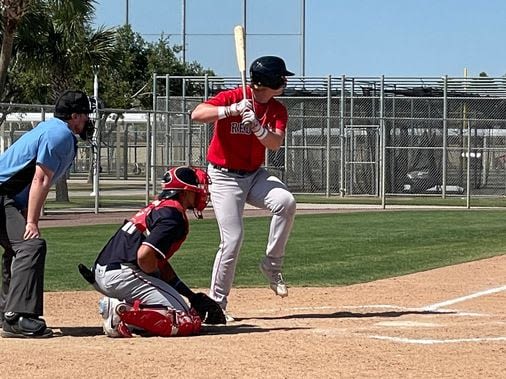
[10,0,116,201]
[98,25,150,109]
[2,2,214,201]
[0,0,31,98]
[99,25,214,109]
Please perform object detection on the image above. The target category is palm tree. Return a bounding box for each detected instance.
[0,0,31,97]
[12,0,116,201]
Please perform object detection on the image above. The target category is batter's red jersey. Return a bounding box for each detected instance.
[205,86,288,171]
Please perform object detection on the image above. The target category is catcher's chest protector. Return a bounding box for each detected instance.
[129,199,189,258]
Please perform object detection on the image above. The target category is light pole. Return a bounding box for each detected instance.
[301,0,305,77]
[181,0,186,65]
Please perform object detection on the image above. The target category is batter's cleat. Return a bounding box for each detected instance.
[223,309,235,323]
[259,263,288,298]
[98,296,130,338]
[1,313,53,338]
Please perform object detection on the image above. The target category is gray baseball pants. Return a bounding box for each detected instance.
[94,263,190,311]
[207,165,296,309]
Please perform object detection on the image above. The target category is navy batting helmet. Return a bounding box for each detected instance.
[250,56,294,89]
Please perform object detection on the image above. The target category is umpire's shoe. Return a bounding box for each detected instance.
[1,312,53,338]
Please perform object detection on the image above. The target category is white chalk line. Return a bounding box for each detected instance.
[367,286,505,345]
[369,335,506,345]
[424,285,506,311]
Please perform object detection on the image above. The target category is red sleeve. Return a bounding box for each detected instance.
[269,99,289,133]
[205,87,244,106]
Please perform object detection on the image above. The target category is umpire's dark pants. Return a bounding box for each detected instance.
[0,196,46,316]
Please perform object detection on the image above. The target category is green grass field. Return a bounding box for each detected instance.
[44,193,506,210]
[43,209,506,291]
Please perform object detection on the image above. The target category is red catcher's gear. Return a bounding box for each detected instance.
[129,199,188,260]
[117,300,201,337]
[161,166,210,214]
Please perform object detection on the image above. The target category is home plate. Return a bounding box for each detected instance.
[376,321,441,328]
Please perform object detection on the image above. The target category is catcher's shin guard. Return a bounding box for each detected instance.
[117,300,201,337]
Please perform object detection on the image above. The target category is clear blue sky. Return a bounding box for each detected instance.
[93,0,506,78]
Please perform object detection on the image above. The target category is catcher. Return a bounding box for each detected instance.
[79,166,226,338]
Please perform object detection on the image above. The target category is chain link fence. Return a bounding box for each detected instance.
[154,75,506,207]
[3,75,506,211]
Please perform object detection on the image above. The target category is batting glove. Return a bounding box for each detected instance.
[242,108,268,140]
[218,99,252,119]
[231,99,252,116]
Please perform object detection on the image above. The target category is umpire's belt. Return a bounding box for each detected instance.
[211,164,256,176]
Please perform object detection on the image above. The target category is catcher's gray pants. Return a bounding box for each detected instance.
[0,196,46,317]
[208,165,296,309]
[94,263,190,311]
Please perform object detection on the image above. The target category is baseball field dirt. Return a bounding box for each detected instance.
[0,210,504,378]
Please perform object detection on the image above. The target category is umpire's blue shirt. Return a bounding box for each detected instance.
[0,118,77,208]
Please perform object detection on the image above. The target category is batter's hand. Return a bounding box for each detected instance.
[24,222,40,239]
[228,99,252,116]
[242,108,268,140]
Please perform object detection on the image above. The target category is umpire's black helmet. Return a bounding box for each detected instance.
[54,90,93,118]
[250,56,294,89]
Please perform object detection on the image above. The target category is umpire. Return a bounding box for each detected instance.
[0,90,94,338]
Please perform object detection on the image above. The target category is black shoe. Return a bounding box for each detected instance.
[1,313,53,338]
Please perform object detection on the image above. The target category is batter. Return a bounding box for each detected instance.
[191,56,297,317]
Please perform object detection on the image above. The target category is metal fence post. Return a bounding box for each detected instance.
[349,78,355,195]
[151,73,157,196]
[340,75,346,197]
[442,75,448,198]
[326,75,331,197]
[187,110,192,165]
[165,74,170,169]
[466,114,471,209]
[93,70,100,214]
[380,75,386,208]
[145,112,151,204]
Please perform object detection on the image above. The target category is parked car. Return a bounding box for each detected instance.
[403,169,464,194]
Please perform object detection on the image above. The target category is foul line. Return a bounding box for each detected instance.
[370,335,506,345]
[424,285,506,311]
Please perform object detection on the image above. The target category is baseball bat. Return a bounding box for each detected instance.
[233,25,248,101]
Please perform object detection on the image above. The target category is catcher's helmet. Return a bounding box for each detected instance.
[250,56,294,89]
[159,166,210,214]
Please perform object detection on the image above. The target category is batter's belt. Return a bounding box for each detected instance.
[211,164,257,176]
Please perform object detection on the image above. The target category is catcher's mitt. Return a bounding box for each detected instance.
[190,292,226,325]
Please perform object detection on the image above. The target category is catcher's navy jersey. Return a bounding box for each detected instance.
[95,206,186,266]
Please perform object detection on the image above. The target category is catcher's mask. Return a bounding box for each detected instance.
[250,56,294,90]
[81,96,100,141]
[159,166,210,218]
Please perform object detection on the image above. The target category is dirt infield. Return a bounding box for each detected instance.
[0,255,504,378]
